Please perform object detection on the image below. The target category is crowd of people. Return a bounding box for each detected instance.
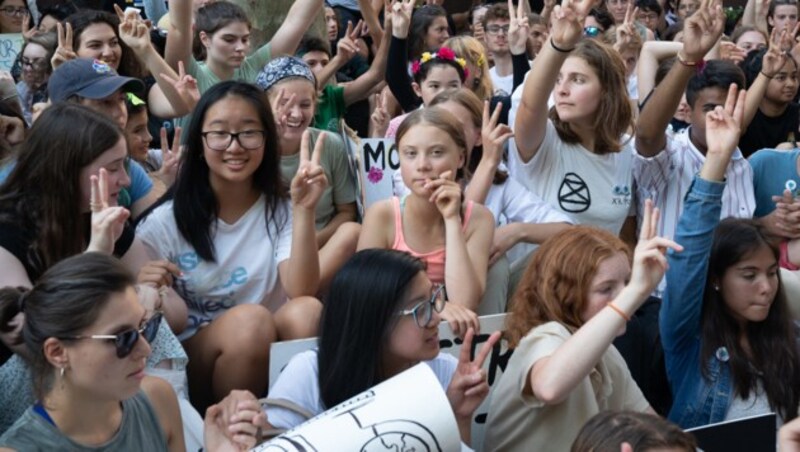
[3,0,800,449]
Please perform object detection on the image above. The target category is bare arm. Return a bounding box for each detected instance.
[270,0,325,57]
[356,200,393,250]
[164,0,193,70]
[444,206,494,310]
[343,22,391,106]
[636,41,682,104]
[316,202,357,247]
[358,0,384,49]
[141,376,186,452]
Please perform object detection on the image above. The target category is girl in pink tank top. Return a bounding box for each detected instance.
[358,107,496,336]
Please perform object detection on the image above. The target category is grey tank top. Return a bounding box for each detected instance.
[0,391,169,451]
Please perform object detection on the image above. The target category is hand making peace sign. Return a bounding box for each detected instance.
[446,328,502,419]
[508,0,531,55]
[51,22,76,70]
[291,130,329,210]
[86,168,130,255]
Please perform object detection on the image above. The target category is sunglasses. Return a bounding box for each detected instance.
[398,285,446,328]
[60,312,162,358]
[584,26,601,37]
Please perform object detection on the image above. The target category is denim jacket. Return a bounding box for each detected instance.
[661,176,733,428]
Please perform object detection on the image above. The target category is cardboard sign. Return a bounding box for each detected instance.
[686,413,776,452]
[268,314,512,451]
[0,34,22,72]
[254,363,462,452]
[347,136,397,210]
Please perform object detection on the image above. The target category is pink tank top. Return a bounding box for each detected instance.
[391,196,474,284]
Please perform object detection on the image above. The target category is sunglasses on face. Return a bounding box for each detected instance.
[584,26,601,37]
[60,312,162,358]
[398,285,446,328]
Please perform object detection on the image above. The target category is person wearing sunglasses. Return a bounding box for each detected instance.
[0,253,268,450]
[240,249,499,448]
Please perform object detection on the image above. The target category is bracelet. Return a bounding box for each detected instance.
[761,70,776,79]
[550,38,575,53]
[676,51,700,67]
[607,302,631,322]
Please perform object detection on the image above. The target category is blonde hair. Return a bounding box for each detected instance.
[443,35,493,101]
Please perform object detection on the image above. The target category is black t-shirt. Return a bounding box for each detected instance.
[738,103,800,157]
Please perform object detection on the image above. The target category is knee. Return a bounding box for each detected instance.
[274,296,323,340]
[218,304,277,353]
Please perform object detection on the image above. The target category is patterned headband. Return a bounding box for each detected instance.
[256,56,317,92]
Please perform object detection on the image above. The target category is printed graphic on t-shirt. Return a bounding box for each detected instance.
[558,172,591,213]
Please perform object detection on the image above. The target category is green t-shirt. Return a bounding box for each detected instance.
[176,44,273,132]
[313,84,346,133]
[279,128,357,229]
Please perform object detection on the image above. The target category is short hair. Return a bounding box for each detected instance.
[769,0,799,18]
[730,25,768,47]
[588,7,615,31]
[482,3,510,28]
[685,60,746,108]
[571,411,697,452]
[636,0,663,15]
[297,34,332,58]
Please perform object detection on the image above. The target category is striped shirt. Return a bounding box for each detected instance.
[633,128,755,296]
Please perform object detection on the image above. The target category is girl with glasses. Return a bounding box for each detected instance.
[0,253,265,450]
[246,249,498,449]
[0,0,29,34]
[16,32,56,125]
[136,81,328,411]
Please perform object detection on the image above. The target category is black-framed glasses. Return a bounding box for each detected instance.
[398,285,446,328]
[584,26,601,37]
[201,130,265,151]
[21,57,47,70]
[0,7,26,17]
[486,25,510,36]
[60,312,162,358]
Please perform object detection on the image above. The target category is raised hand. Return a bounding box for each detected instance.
[270,88,298,138]
[681,0,726,62]
[705,83,746,159]
[370,90,391,137]
[116,4,151,54]
[473,21,486,44]
[508,0,531,55]
[481,100,513,166]
[762,28,790,77]
[719,41,748,64]
[550,0,599,50]
[21,13,36,41]
[86,168,130,254]
[628,199,683,298]
[446,328,501,419]
[51,22,76,70]
[155,126,182,187]
[291,130,329,210]
[424,170,462,220]
[337,20,364,63]
[390,0,415,39]
[161,60,201,111]
[614,3,640,53]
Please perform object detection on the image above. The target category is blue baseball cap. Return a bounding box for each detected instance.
[48,58,145,103]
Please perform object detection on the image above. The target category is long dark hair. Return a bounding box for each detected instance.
[0,253,135,399]
[409,4,447,61]
[138,81,287,262]
[0,103,123,277]
[317,249,425,409]
[65,10,144,78]
[700,218,800,421]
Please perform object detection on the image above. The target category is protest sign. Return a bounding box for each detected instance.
[0,34,22,72]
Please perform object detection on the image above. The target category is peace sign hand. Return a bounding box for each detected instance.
[508,0,530,55]
[115,4,151,54]
[446,328,501,420]
[270,88,297,138]
[762,27,790,77]
[51,22,76,70]
[681,0,725,62]
[390,0,415,39]
[627,199,683,299]
[86,168,130,254]
[370,90,391,137]
[161,60,201,111]
[614,3,640,52]
[551,0,599,51]
[21,13,36,41]
[155,126,182,187]
[481,100,513,165]
[291,130,328,210]
[337,20,363,63]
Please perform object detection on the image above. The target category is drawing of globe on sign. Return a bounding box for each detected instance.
[558,172,591,213]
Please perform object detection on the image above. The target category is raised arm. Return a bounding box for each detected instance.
[343,19,391,106]
[315,21,363,89]
[636,0,725,157]
[530,200,681,404]
[743,28,790,128]
[358,0,385,50]
[636,40,682,103]
[465,101,513,203]
[164,0,193,70]
[514,0,595,163]
[386,0,422,112]
[269,0,325,57]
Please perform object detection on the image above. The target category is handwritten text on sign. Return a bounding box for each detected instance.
[0,34,22,72]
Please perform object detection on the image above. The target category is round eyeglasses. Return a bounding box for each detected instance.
[398,285,446,328]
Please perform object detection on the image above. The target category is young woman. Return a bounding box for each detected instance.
[511,0,636,240]
[731,25,768,53]
[15,31,56,125]
[358,107,495,335]
[483,202,681,451]
[662,85,800,428]
[571,410,697,452]
[0,0,29,34]
[264,249,500,447]
[0,253,264,450]
[257,56,360,290]
[60,10,143,78]
[136,81,327,410]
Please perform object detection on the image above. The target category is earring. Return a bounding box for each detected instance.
[60,367,65,378]
[714,284,720,291]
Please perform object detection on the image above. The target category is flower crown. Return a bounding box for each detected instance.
[411,47,469,79]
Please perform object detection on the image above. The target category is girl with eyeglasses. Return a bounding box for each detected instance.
[0,0,29,34]
[0,253,267,450]
[136,81,328,411]
[16,32,56,125]
[247,249,498,448]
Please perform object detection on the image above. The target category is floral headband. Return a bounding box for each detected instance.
[411,47,470,79]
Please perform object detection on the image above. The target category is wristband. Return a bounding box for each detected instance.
[607,302,631,322]
[676,51,700,67]
[550,38,575,53]
[761,70,776,79]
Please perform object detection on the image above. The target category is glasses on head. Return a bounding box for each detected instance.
[60,312,162,358]
[486,25,510,36]
[202,130,265,151]
[398,285,446,328]
[21,57,47,70]
[0,6,26,17]
[584,26,601,37]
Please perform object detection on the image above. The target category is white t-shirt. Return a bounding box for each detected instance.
[266,350,459,430]
[508,120,635,234]
[136,196,293,340]
[489,66,514,97]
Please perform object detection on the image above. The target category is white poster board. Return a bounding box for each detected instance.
[268,314,512,451]
[254,363,462,452]
[0,34,22,72]
[349,137,397,210]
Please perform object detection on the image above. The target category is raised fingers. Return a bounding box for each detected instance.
[639,199,654,241]
[98,168,109,208]
[311,132,326,166]
[300,129,311,163]
[65,22,73,50]
[458,327,475,364]
[473,331,501,368]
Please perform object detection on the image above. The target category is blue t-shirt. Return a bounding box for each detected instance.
[748,148,800,217]
[126,159,153,205]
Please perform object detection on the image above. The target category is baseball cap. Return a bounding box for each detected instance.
[48,58,145,103]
